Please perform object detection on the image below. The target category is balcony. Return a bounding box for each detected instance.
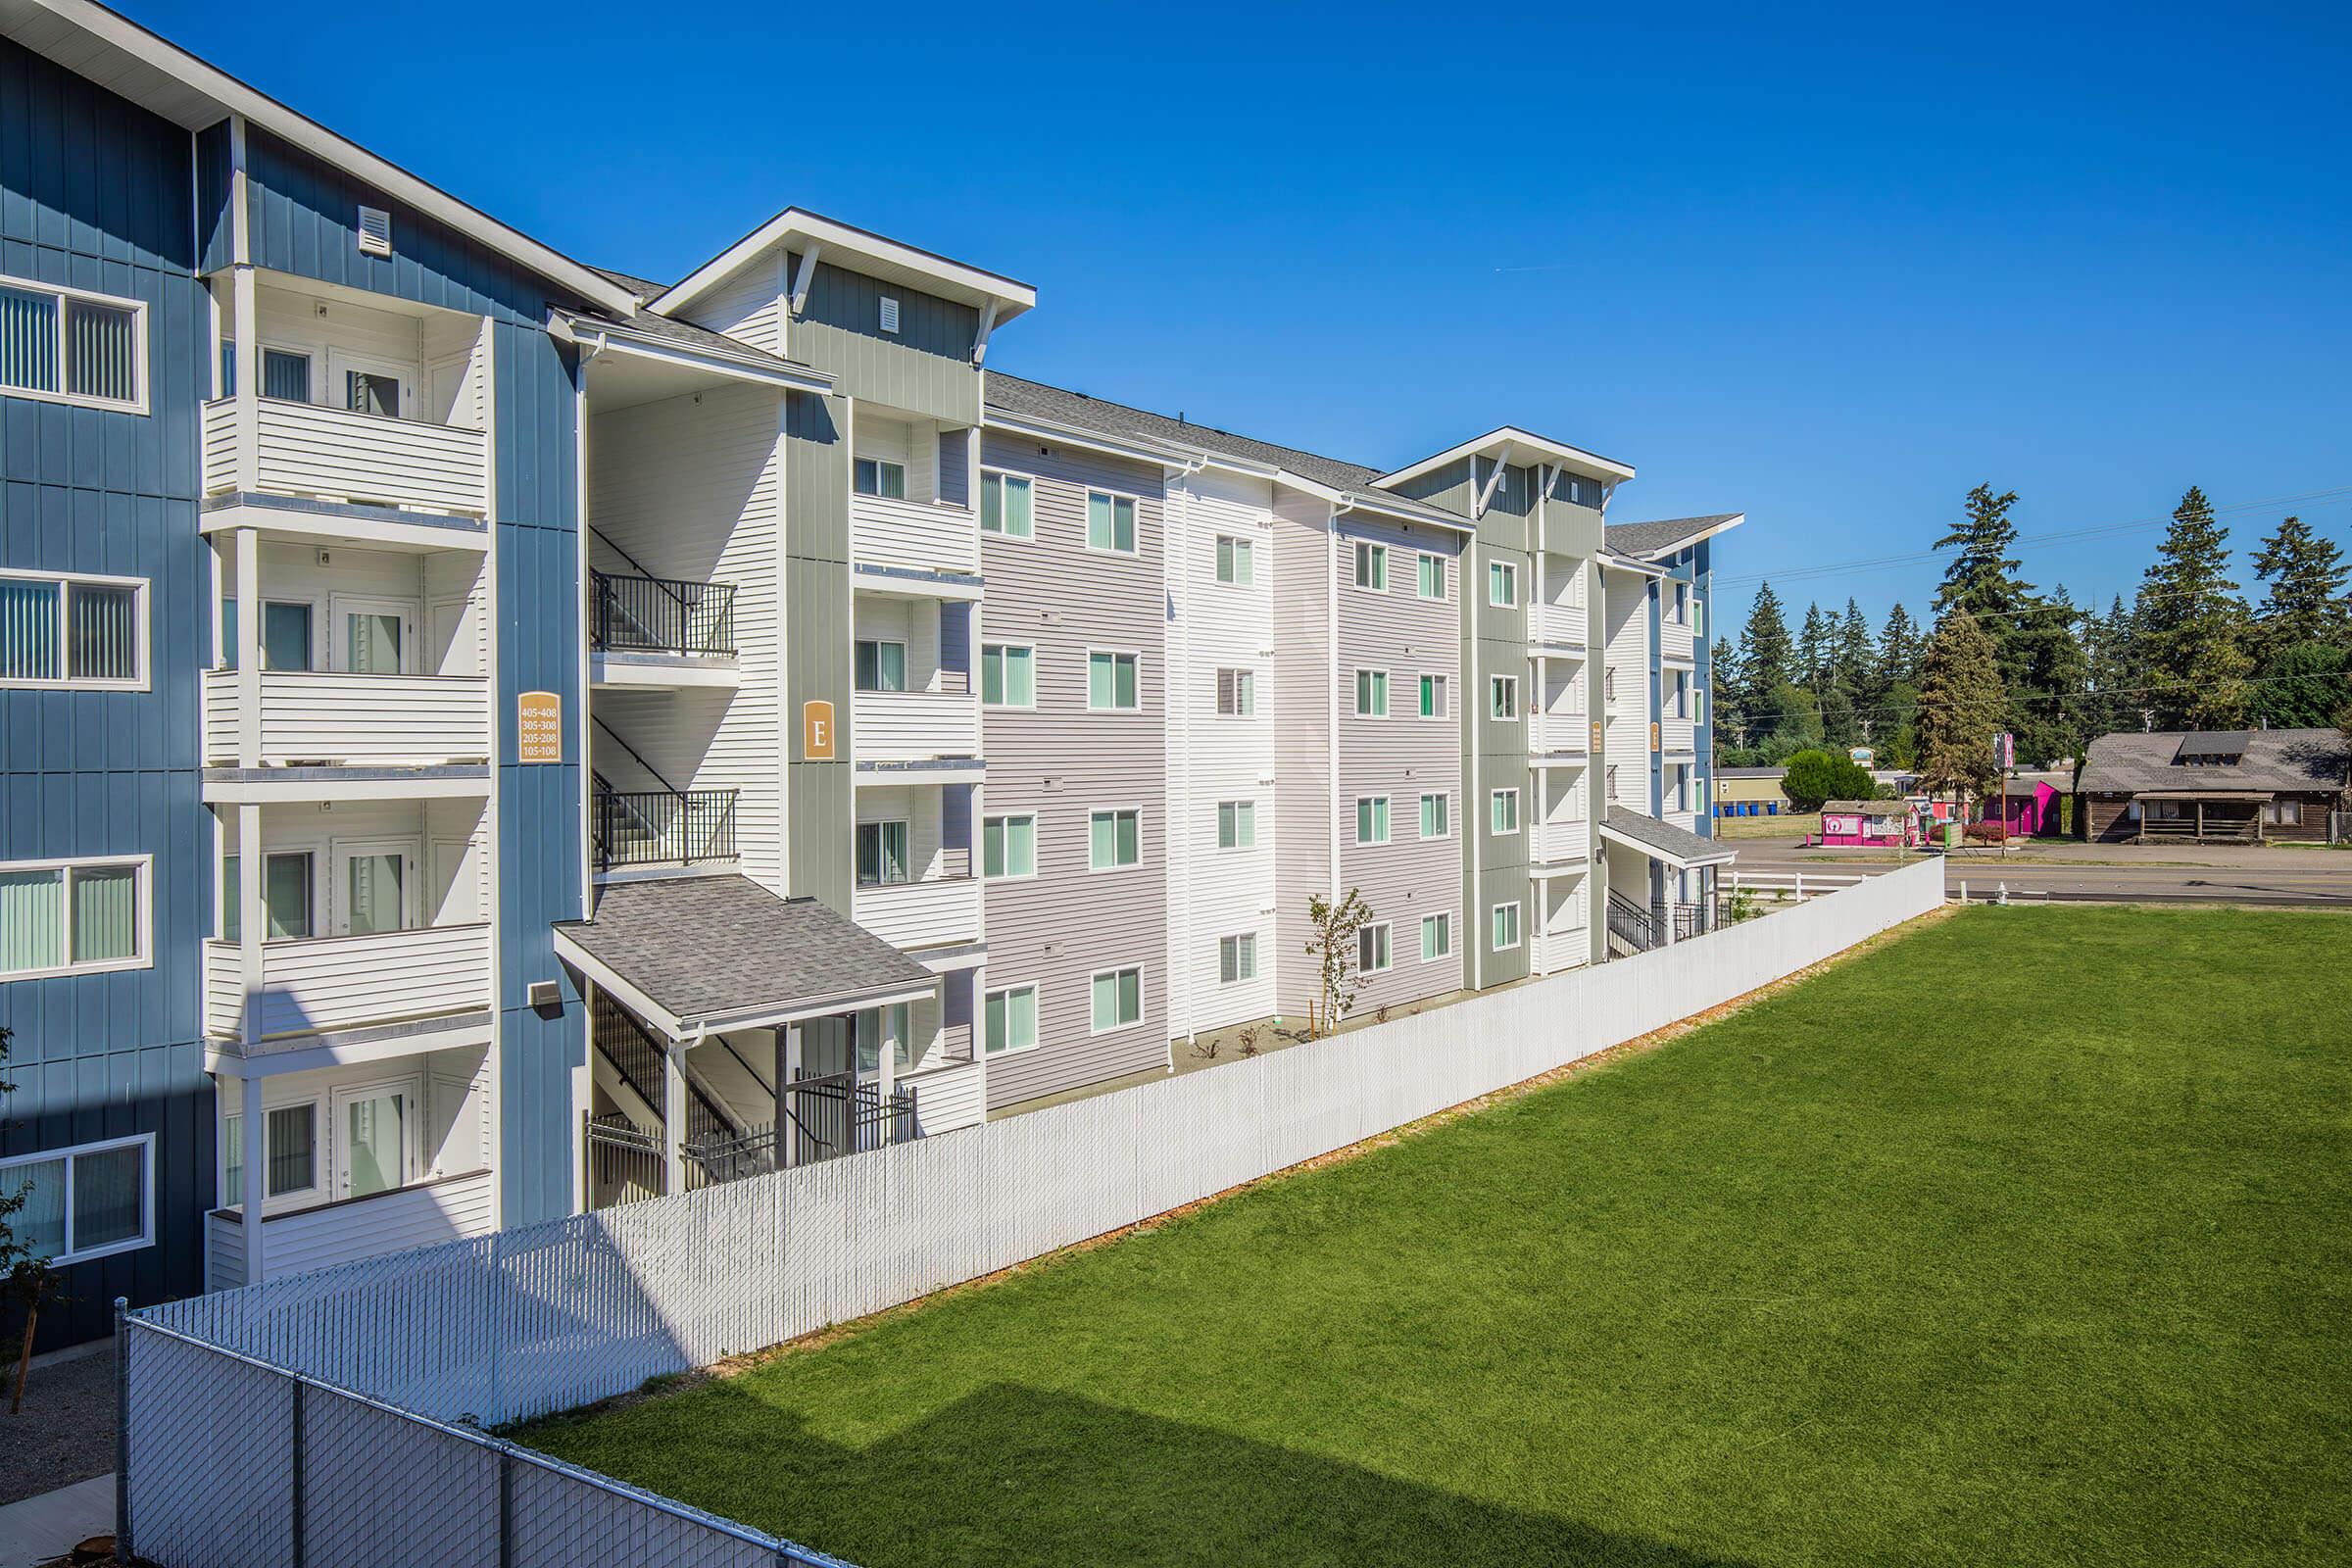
[1662,716,1696,756]
[854,688,981,767]
[1528,602,1588,650]
[203,396,489,517]
[1662,617,1695,662]
[1530,818,1590,867]
[207,1168,494,1290]
[853,875,982,951]
[1527,712,1591,762]
[204,923,494,1042]
[852,493,979,576]
[203,670,491,767]
[593,783,739,871]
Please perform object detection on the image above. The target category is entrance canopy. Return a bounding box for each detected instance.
[1600,806,1740,871]
[554,875,936,1043]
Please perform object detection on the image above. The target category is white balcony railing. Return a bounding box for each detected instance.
[203,396,490,516]
[851,493,979,576]
[1662,716,1696,755]
[203,670,492,766]
[853,876,981,951]
[1662,617,1696,662]
[1529,602,1588,649]
[208,1168,495,1290]
[204,923,494,1041]
[1527,712,1590,760]
[854,689,981,765]
[1531,818,1589,865]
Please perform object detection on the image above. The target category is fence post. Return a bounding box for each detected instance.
[498,1444,514,1568]
[1792,872,1804,902]
[114,1298,130,1566]
[289,1375,307,1568]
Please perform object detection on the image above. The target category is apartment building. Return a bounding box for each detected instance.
[0,0,1738,1342]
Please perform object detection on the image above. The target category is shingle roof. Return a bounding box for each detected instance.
[1601,806,1740,867]
[1824,799,1909,817]
[556,875,934,1029]
[1604,514,1743,562]
[562,267,822,373]
[2077,727,2348,797]
[984,372,1389,492]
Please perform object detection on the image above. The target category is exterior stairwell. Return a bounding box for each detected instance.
[1605,890,1658,959]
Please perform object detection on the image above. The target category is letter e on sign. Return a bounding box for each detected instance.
[517,691,562,762]
[803,699,836,760]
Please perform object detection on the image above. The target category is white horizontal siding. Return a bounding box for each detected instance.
[202,670,491,765]
[205,923,493,1039]
[208,1170,496,1291]
[905,1058,986,1136]
[851,492,978,575]
[853,876,981,950]
[852,691,980,764]
[215,397,489,515]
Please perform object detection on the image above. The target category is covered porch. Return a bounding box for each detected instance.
[1600,807,1739,956]
[2132,790,2266,844]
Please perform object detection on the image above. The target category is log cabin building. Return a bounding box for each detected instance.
[2076,728,2348,844]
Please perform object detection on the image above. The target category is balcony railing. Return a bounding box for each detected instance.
[207,1168,495,1290]
[203,396,489,516]
[1662,618,1695,661]
[593,783,739,870]
[853,874,981,949]
[1530,819,1588,865]
[1661,716,1696,755]
[1528,602,1588,649]
[1527,712,1589,760]
[852,688,981,765]
[851,492,978,576]
[204,922,494,1041]
[592,570,737,657]
[202,669,492,766]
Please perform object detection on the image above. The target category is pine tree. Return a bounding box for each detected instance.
[2249,514,2348,648]
[1710,636,1747,747]
[1740,583,1793,695]
[1934,484,2031,623]
[2007,585,2089,766]
[1797,602,1831,688]
[1877,604,1924,689]
[1915,609,2005,801]
[1834,599,1875,700]
[2136,486,2253,728]
[2082,594,2140,741]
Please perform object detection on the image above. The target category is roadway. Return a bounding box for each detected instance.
[1726,841,2352,908]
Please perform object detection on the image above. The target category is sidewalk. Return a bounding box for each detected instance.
[0,1474,112,1568]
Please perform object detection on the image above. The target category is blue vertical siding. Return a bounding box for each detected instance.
[1690,542,1715,837]
[0,38,211,1343]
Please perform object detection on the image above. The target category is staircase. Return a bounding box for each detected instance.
[1605,891,1658,959]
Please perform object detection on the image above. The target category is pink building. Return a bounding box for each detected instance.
[1983,774,2064,837]
[1818,800,1916,847]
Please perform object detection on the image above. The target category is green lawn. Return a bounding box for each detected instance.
[524,907,2352,1567]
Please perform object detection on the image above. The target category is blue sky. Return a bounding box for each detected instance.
[139,0,2352,642]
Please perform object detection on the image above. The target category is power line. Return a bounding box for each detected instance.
[1716,664,2347,733]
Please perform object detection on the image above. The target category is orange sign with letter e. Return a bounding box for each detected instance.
[803,699,837,760]
[516,691,562,762]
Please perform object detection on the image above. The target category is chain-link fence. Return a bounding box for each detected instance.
[120,1312,856,1568]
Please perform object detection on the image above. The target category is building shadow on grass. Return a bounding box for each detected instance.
[595,1379,1755,1568]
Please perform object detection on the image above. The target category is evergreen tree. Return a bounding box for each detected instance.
[1915,609,2005,800]
[1740,583,1793,695]
[2249,514,2348,648]
[1934,484,2031,623]
[2082,594,2141,741]
[2245,641,2350,729]
[1797,602,1832,688]
[1710,636,1746,744]
[1877,603,1924,689]
[1833,598,1875,700]
[2136,486,2254,727]
[2007,585,2089,766]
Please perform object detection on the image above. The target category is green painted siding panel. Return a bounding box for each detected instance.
[787,256,978,423]
[785,389,852,909]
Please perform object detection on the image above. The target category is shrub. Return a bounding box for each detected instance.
[1780,749,1878,811]
[1966,819,2008,846]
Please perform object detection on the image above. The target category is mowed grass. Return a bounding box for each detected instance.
[523,907,2352,1567]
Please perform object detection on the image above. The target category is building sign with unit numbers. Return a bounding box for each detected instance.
[517,691,562,762]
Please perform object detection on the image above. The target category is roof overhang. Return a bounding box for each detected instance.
[2132,789,2273,802]
[1331,488,1477,535]
[0,0,640,317]
[552,311,836,397]
[1601,813,1739,870]
[1376,425,1635,491]
[553,926,935,1043]
[1607,513,1748,563]
[657,208,1035,324]
[1598,549,1670,578]
[982,407,1189,469]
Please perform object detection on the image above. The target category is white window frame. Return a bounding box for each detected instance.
[1490,674,1520,721]
[1088,964,1146,1034]
[983,982,1041,1056]
[0,854,153,982]
[0,568,150,692]
[979,641,1036,710]
[1358,921,1393,974]
[1492,901,1523,952]
[1416,552,1446,600]
[1215,799,1256,852]
[1353,667,1389,718]
[0,273,149,416]
[1488,560,1517,608]
[1352,540,1388,591]
[1215,667,1256,718]
[1354,795,1392,846]
[853,456,907,500]
[220,1091,326,1215]
[1419,792,1450,840]
[1214,534,1256,587]
[1491,788,1521,836]
[978,469,1036,539]
[0,1132,156,1264]
[853,636,909,695]
[1088,807,1144,872]
[1420,911,1452,962]
[981,811,1039,881]
[1086,648,1142,712]
[855,818,911,887]
[1218,932,1258,986]
[1085,488,1141,555]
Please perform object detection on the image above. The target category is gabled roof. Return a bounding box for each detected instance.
[1604,514,1746,563]
[1601,807,1739,869]
[1376,425,1635,491]
[550,268,834,393]
[0,0,639,316]
[655,208,1035,323]
[2077,727,2348,797]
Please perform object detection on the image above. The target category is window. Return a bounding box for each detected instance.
[980,642,1035,707]
[0,1134,152,1264]
[1492,902,1523,951]
[1219,933,1257,985]
[1421,912,1451,961]
[1353,541,1387,590]
[260,347,312,403]
[0,858,146,979]
[1357,922,1392,974]
[855,1003,912,1072]
[1355,796,1391,845]
[1216,668,1255,716]
[980,471,1034,538]
[854,638,907,693]
[1090,808,1141,870]
[854,458,906,499]
[1216,800,1256,850]
[1087,491,1138,553]
[1669,669,1689,717]
[1490,674,1519,720]
[1420,793,1449,839]
[1419,673,1447,719]
[1488,561,1517,608]
[855,820,909,886]
[1091,966,1143,1031]
[1215,535,1256,586]
[1673,582,1690,623]
[1692,686,1707,726]
[0,276,144,412]
[345,369,400,419]
[1417,553,1446,600]
[0,572,144,688]
[1354,668,1389,717]
[2264,800,2302,826]
[878,295,901,334]
[223,1102,318,1204]
[220,851,316,942]
[1692,600,1704,639]
[1491,789,1521,834]
[1088,651,1139,710]
[982,813,1037,879]
[984,984,1039,1054]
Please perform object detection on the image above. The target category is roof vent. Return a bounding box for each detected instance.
[357,205,392,258]
[878,295,900,334]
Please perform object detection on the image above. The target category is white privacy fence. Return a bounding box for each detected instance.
[123,858,1940,1563]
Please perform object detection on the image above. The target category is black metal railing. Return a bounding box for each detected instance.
[1606,891,1657,954]
[1670,902,1706,942]
[591,569,736,657]
[593,783,738,870]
